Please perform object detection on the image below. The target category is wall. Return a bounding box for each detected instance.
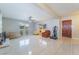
[71,15,79,39]
[2,17,26,33]
[0,13,2,33]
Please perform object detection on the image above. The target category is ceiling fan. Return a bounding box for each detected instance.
[28,16,38,22]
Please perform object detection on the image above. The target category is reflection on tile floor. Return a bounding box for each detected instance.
[0,35,79,55]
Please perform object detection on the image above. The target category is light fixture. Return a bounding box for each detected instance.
[25,24,29,27]
[28,16,37,22]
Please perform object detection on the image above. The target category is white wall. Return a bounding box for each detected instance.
[2,18,26,33]
[0,13,2,33]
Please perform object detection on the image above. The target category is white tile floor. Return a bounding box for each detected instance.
[0,35,79,55]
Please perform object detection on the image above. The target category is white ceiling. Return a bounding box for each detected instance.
[0,3,79,21]
[47,3,79,16]
[0,3,52,21]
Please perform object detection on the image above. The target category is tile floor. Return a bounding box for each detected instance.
[0,35,79,55]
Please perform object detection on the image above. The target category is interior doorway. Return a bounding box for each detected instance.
[20,25,29,36]
[62,20,72,38]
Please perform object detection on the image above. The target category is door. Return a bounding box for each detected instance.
[62,20,72,38]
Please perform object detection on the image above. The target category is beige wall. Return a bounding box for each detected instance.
[71,15,79,39]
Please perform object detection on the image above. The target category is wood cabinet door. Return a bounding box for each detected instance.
[62,20,72,38]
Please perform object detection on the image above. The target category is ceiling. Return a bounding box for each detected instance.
[47,3,79,16]
[0,3,52,21]
[0,3,79,21]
